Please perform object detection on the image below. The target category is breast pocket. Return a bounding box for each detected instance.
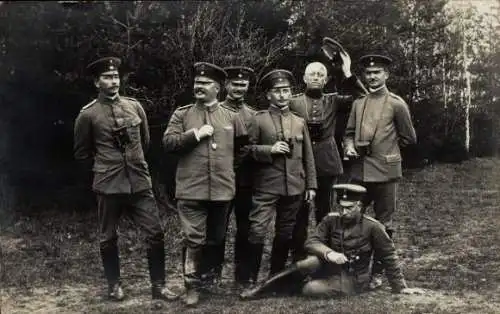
[293,134,303,159]
[126,117,142,144]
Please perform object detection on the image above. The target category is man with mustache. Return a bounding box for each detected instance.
[290,42,366,262]
[163,62,247,306]
[244,69,317,287]
[207,66,257,288]
[343,55,417,289]
[73,57,177,303]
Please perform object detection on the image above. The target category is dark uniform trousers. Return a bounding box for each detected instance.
[249,192,304,278]
[177,199,231,288]
[96,189,166,286]
[213,184,253,283]
[292,175,336,262]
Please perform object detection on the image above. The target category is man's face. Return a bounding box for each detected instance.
[95,70,120,96]
[225,79,249,100]
[303,63,328,90]
[267,80,292,108]
[194,76,220,102]
[338,200,362,220]
[363,66,389,90]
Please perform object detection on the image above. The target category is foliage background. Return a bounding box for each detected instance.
[0,0,498,215]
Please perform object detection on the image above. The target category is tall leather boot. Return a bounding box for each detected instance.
[247,243,264,285]
[100,240,124,301]
[147,240,178,301]
[183,247,202,306]
[269,238,291,276]
[234,234,250,284]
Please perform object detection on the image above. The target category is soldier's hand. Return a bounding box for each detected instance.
[305,189,316,202]
[325,251,348,264]
[344,146,359,158]
[198,124,214,139]
[339,50,352,77]
[400,287,426,295]
[271,141,290,155]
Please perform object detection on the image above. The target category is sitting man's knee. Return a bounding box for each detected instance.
[302,280,333,297]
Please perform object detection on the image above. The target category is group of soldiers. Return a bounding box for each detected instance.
[73,37,422,307]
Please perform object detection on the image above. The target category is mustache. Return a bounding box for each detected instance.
[194,88,207,94]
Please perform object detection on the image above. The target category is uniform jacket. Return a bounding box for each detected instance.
[221,98,256,188]
[163,102,247,201]
[289,76,364,177]
[304,212,407,292]
[73,94,152,194]
[344,86,417,182]
[247,105,317,196]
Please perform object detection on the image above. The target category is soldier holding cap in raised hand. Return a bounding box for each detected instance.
[162,62,248,306]
[343,54,417,289]
[73,57,177,303]
[244,69,317,287]
[290,37,367,263]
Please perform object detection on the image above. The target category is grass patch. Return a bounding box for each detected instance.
[2,157,500,313]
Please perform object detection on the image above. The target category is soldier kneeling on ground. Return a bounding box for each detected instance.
[240,183,424,299]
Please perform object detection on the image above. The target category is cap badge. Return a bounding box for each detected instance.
[238,73,243,78]
[200,71,205,75]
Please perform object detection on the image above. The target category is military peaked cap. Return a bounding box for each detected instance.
[87,57,121,76]
[194,62,227,83]
[359,54,393,68]
[259,69,294,91]
[333,183,367,203]
[224,66,255,81]
[321,37,346,61]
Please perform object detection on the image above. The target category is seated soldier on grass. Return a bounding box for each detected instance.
[241,183,423,299]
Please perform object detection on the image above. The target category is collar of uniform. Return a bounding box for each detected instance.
[196,99,219,112]
[305,88,323,99]
[269,104,290,116]
[98,93,120,104]
[225,96,245,109]
[368,85,388,97]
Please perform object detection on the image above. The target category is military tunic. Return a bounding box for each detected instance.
[344,86,416,182]
[248,105,317,196]
[289,75,362,177]
[163,102,247,201]
[304,212,407,293]
[74,94,153,194]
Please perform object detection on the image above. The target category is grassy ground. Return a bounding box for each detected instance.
[1,157,500,313]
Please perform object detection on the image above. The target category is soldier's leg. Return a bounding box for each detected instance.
[371,180,397,237]
[369,180,398,289]
[291,199,310,263]
[248,192,278,283]
[314,176,336,224]
[270,194,303,276]
[204,201,231,284]
[177,199,208,297]
[128,189,177,300]
[97,193,124,300]
[233,186,253,284]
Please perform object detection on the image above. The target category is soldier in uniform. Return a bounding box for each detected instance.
[210,66,257,288]
[343,54,417,289]
[73,57,176,302]
[240,184,423,299]
[245,69,317,286]
[290,39,367,262]
[162,62,247,306]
